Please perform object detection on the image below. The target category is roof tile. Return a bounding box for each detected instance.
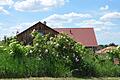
[54,28,98,47]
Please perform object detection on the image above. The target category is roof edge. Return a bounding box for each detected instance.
[17,21,59,36]
[54,27,94,29]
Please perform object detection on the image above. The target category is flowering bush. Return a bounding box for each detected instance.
[107,46,120,60]
[0,31,120,78]
[30,32,97,77]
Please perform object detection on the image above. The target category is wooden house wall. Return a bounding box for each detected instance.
[17,22,59,45]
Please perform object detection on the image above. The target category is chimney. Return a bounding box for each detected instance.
[16,30,19,35]
[43,21,47,25]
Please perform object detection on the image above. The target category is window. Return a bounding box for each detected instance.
[39,30,45,36]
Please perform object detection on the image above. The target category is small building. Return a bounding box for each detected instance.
[17,21,98,50]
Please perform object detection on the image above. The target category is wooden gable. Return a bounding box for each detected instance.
[17,21,59,45]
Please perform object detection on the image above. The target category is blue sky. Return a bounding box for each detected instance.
[0,0,120,45]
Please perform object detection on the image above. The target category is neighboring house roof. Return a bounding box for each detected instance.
[96,46,116,54]
[54,28,98,47]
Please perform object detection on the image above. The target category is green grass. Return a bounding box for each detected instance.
[0,77,120,80]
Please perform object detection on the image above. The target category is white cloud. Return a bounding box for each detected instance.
[76,19,115,31]
[0,0,13,15]
[9,12,91,29]
[42,12,118,31]
[0,6,9,15]
[100,5,109,11]
[13,21,39,33]
[44,22,64,28]
[14,0,69,12]
[43,12,92,24]
[97,31,120,44]
[100,12,120,21]
[0,0,14,6]
[81,19,115,26]
[0,23,3,26]
[0,21,38,40]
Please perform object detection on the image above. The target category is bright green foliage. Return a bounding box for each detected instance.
[107,46,120,60]
[29,32,97,77]
[93,46,120,77]
[0,32,120,78]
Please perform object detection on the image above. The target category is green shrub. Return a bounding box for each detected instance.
[0,31,120,78]
[31,32,97,77]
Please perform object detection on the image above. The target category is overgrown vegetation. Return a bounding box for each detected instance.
[0,31,120,78]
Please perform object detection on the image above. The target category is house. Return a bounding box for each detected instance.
[17,21,98,50]
[96,46,116,54]
[17,21,59,44]
[54,28,98,47]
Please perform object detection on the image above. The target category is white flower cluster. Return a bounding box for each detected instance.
[49,41,53,45]
[30,50,33,53]
[63,46,66,49]
[10,50,13,54]
[39,50,41,52]
[53,42,56,45]
[66,39,69,42]
[75,57,79,62]
[116,46,120,50]
[0,46,3,48]
[52,52,55,54]
[50,37,53,40]
[47,41,50,45]
[55,43,59,48]
[36,43,39,46]
[56,54,59,57]
[45,49,48,53]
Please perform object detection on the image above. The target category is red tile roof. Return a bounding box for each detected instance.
[54,28,98,47]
